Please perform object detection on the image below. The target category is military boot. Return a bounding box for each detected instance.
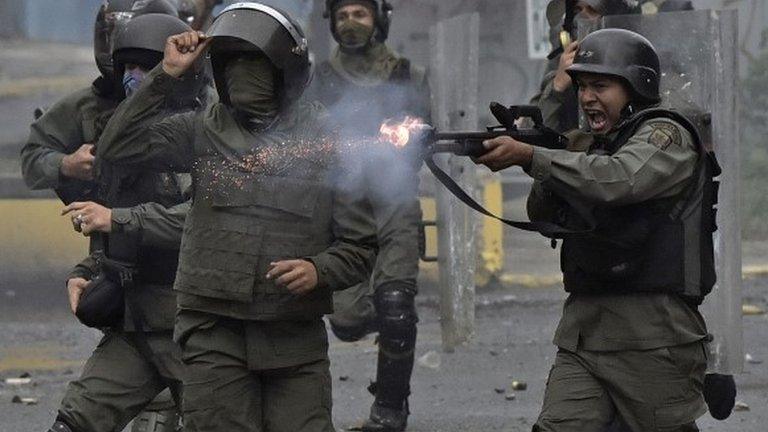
[361,338,416,431]
[361,354,413,431]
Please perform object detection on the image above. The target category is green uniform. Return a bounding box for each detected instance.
[21,77,198,432]
[308,44,429,331]
[529,65,580,134]
[527,108,709,431]
[21,80,116,192]
[56,194,190,432]
[97,65,377,432]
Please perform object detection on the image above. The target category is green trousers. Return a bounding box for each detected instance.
[534,342,707,432]
[175,310,334,432]
[58,331,185,432]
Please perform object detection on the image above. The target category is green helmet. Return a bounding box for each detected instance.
[207,2,311,105]
[567,28,661,103]
[580,0,640,16]
[94,0,178,78]
[323,0,392,45]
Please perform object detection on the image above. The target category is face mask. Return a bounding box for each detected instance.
[224,54,279,130]
[122,68,146,98]
[337,20,374,50]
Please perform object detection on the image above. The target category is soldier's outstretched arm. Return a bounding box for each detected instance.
[529,119,698,205]
[109,174,191,249]
[113,199,191,249]
[96,65,197,171]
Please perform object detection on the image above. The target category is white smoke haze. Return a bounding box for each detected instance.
[307,78,428,208]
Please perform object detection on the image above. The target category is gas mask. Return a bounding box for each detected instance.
[224,53,279,131]
[337,20,375,51]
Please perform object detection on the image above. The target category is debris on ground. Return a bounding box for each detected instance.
[4,377,32,386]
[745,353,763,364]
[11,396,38,405]
[734,401,750,412]
[742,304,765,315]
[511,381,528,391]
[417,351,441,370]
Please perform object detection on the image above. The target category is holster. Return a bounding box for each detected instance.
[74,253,134,329]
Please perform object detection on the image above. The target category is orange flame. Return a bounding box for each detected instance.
[379,116,425,148]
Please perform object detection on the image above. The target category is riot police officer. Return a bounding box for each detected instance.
[21,0,177,201]
[475,29,716,432]
[95,3,377,431]
[45,12,205,432]
[305,1,430,431]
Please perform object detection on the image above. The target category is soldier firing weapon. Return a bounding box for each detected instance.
[378,103,576,237]
[379,102,567,157]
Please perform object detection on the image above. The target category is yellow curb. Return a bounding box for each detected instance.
[742,304,765,316]
[0,75,92,98]
[0,345,83,372]
[743,265,768,279]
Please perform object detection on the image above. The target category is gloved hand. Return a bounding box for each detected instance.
[703,373,736,420]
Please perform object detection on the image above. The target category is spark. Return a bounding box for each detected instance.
[378,116,427,148]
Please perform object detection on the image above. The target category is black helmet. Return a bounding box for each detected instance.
[207,2,311,106]
[173,0,197,25]
[112,13,191,98]
[566,28,661,103]
[94,0,178,78]
[323,0,393,45]
[659,0,694,12]
[580,0,640,16]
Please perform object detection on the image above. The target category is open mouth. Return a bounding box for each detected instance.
[584,109,608,132]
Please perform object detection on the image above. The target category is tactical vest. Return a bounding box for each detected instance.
[173,105,338,318]
[98,91,195,286]
[313,58,428,136]
[559,108,720,305]
[100,168,185,286]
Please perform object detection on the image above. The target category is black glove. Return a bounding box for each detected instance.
[703,373,736,420]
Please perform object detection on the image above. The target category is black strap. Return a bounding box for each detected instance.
[121,271,183,406]
[102,256,182,406]
[424,156,591,238]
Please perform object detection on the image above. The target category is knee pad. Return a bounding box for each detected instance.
[374,284,418,354]
[329,320,374,343]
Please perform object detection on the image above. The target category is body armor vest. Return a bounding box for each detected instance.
[174,104,338,319]
[101,168,185,285]
[313,58,427,136]
[99,101,195,286]
[560,108,720,305]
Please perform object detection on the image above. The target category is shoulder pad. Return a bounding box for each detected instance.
[641,118,686,151]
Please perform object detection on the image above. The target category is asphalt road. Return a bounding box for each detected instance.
[1,278,767,432]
